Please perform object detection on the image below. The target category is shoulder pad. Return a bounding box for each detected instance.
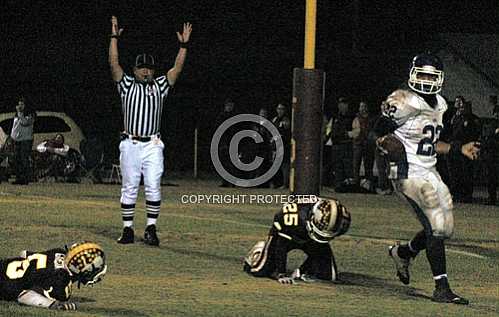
[386,90,418,109]
[383,89,419,126]
[435,94,448,112]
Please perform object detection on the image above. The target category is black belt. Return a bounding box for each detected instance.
[121,133,160,142]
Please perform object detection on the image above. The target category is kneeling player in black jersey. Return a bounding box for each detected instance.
[244,198,351,284]
[0,241,107,310]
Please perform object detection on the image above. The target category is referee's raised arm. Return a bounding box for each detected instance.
[108,16,124,82]
[167,22,192,86]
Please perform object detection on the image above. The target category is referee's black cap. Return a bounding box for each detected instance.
[135,53,156,69]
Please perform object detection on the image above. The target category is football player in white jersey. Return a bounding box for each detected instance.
[373,53,480,305]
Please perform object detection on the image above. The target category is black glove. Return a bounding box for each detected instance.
[276,273,295,285]
[50,301,77,311]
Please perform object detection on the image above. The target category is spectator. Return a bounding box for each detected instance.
[79,133,105,184]
[10,96,36,185]
[448,98,481,203]
[0,127,7,150]
[351,100,375,189]
[0,127,9,183]
[329,97,354,189]
[37,134,70,157]
[271,103,291,189]
[216,97,236,121]
[322,113,334,186]
[489,95,498,119]
[371,101,392,194]
[482,118,499,205]
[251,108,273,187]
[443,96,466,191]
[436,96,460,185]
[216,98,237,187]
[443,96,459,127]
[35,134,70,181]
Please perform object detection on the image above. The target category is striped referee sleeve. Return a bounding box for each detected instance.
[117,74,134,95]
[155,75,170,97]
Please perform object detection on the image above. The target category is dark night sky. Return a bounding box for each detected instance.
[0,0,496,169]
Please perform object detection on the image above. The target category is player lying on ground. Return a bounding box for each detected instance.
[0,241,107,310]
[244,197,351,284]
[374,53,480,305]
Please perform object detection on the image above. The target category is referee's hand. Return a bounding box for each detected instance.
[176,22,192,43]
[111,16,124,37]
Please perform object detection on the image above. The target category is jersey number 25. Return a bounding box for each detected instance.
[5,254,47,279]
[283,203,298,226]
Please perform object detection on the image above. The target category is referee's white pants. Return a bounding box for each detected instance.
[119,138,164,205]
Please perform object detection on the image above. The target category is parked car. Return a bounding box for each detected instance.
[0,111,85,153]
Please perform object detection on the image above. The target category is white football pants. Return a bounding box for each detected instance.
[394,168,454,238]
[119,137,164,205]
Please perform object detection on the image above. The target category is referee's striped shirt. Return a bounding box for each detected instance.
[117,73,170,137]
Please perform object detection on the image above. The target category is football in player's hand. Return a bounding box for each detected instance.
[376,134,406,162]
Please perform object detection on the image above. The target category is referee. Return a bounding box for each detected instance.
[108,16,192,246]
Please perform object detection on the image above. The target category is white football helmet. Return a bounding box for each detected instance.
[306,198,351,243]
[408,53,444,95]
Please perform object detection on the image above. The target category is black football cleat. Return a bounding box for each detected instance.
[432,288,469,305]
[388,244,411,285]
[117,226,134,244]
[144,225,159,246]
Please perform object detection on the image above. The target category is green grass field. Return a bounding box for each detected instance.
[0,180,497,317]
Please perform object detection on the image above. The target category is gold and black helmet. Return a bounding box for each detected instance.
[306,198,351,243]
[65,241,107,287]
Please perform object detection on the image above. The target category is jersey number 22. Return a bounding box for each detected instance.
[417,125,443,156]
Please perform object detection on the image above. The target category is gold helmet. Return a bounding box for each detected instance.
[306,198,351,243]
[65,241,107,287]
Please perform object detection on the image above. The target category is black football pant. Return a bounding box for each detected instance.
[299,241,337,280]
[244,237,336,281]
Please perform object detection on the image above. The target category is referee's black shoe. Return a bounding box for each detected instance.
[117,226,134,244]
[432,288,469,305]
[144,225,159,246]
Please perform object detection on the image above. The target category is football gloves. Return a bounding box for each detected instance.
[50,301,77,311]
[276,274,295,285]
